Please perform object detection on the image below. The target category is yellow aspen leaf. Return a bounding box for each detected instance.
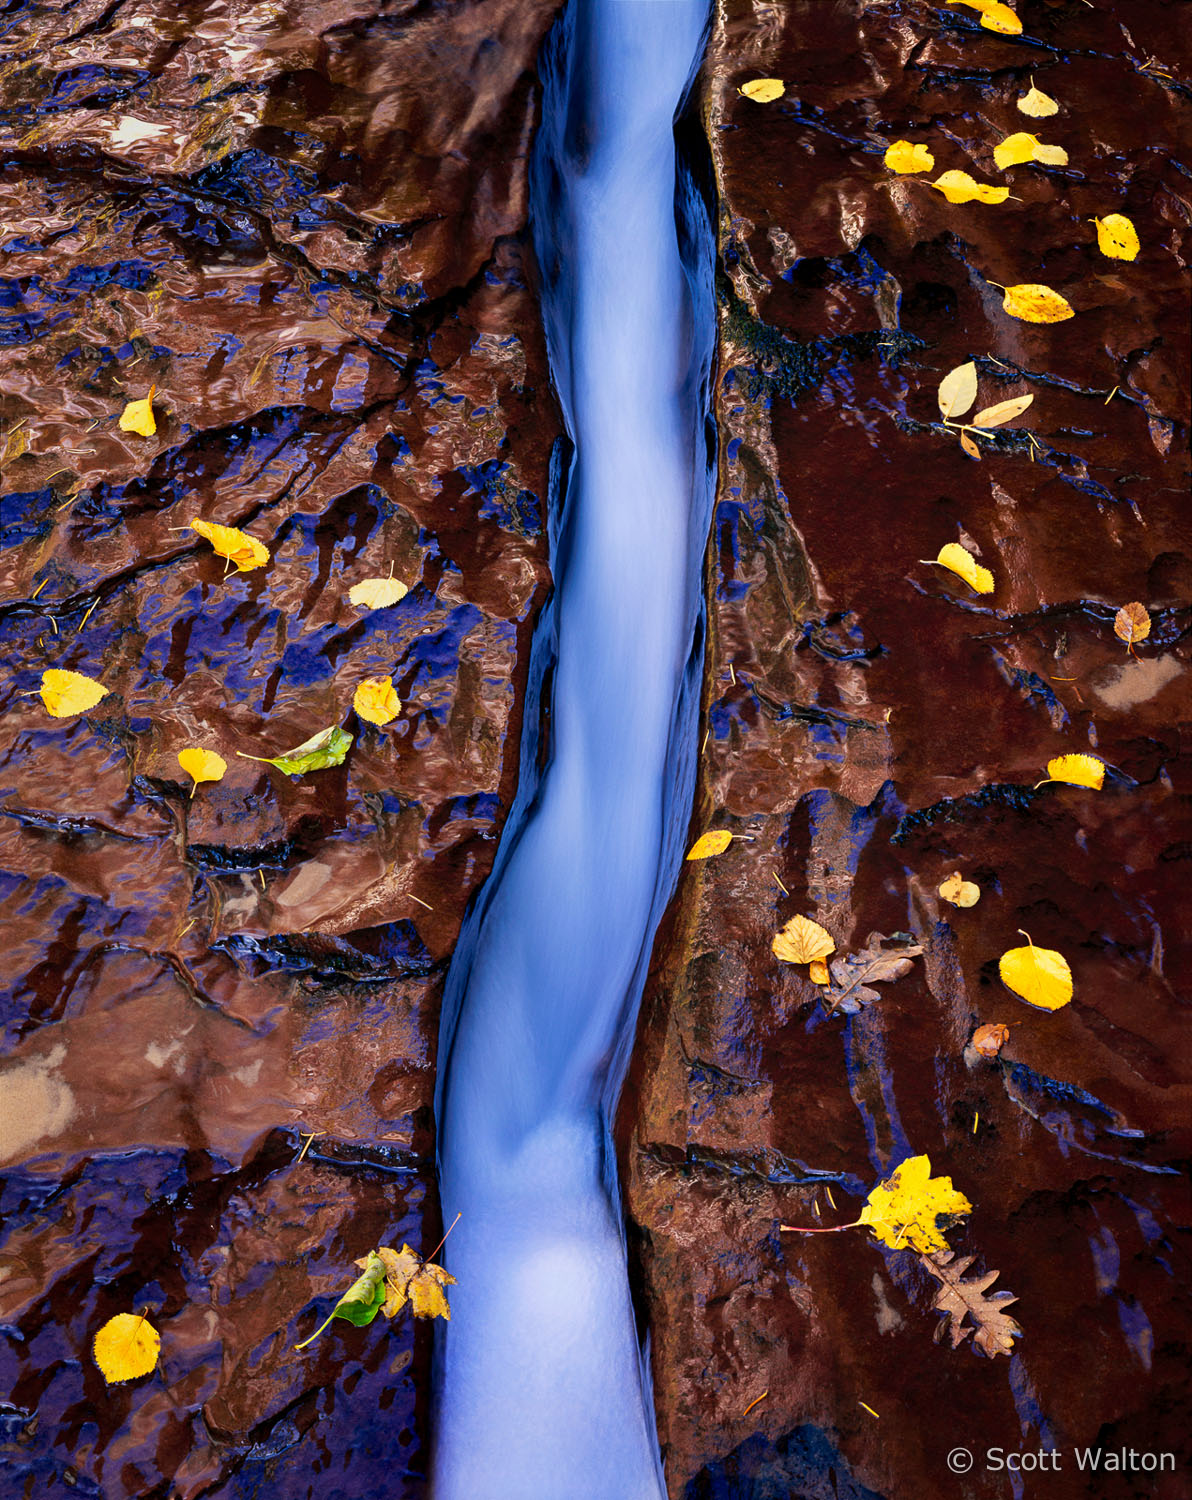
[858,1154,973,1254]
[772,914,835,966]
[808,959,830,985]
[959,431,981,460]
[1017,83,1059,117]
[93,1313,160,1384]
[739,78,784,103]
[999,936,1072,1010]
[939,871,980,908]
[933,541,994,594]
[39,668,109,717]
[972,393,1034,427]
[995,283,1074,323]
[1037,752,1105,790]
[189,518,269,573]
[947,0,1023,34]
[119,386,157,437]
[348,576,409,610]
[970,1021,1010,1058]
[1113,601,1151,646]
[884,140,934,174]
[1092,214,1140,261]
[354,676,401,727]
[1032,142,1069,166]
[993,132,1068,170]
[686,830,733,860]
[937,361,978,418]
[931,170,1009,205]
[177,747,227,796]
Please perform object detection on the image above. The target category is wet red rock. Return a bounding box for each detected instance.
[623,1,1192,1496]
[0,0,562,1492]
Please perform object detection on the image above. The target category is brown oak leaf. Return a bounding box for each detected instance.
[822,934,923,1014]
[922,1249,1021,1358]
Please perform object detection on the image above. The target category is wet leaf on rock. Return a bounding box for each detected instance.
[348,575,409,610]
[93,1313,160,1383]
[822,933,923,1015]
[929,541,994,595]
[938,361,978,418]
[994,283,1075,323]
[884,140,934,174]
[993,132,1068,169]
[119,387,157,437]
[999,937,1072,1010]
[939,872,980,908]
[39,668,109,717]
[354,676,401,727]
[1092,214,1139,261]
[858,1154,972,1254]
[924,1250,1022,1357]
[808,959,831,985]
[1036,752,1105,790]
[178,747,226,795]
[687,830,733,860]
[239,725,353,775]
[366,1245,456,1321]
[739,78,784,103]
[970,1022,1010,1058]
[931,171,1008,205]
[972,393,1033,428]
[946,0,1023,34]
[1017,82,1059,117]
[189,518,269,573]
[772,914,835,965]
[294,1252,388,1349]
[1113,601,1151,646]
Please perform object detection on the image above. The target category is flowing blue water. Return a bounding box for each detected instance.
[433,2,713,1495]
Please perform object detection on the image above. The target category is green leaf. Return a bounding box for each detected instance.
[294,1252,387,1350]
[239,725,353,775]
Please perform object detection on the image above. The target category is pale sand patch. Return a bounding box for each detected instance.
[0,1045,75,1164]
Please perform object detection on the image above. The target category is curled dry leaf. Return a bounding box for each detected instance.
[178,747,226,795]
[971,1022,1010,1059]
[972,393,1033,428]
[931,541,994,595]
[772,914,835,966]
[354,676,401,727]
[858,1154,972,1255]
[993,132,1068,169]
[925,1250,1022,1357]
[1037,752,1105,790]
[946,0,1023,34]
[348,576,409,610]
[995,283,1074,323]
[1017,82,1059,117]
[739,78,784,103]
[38,668,109,717]
[1092,213,1139,262]
[119,388,157,437]
[189,519,269,573]
[937,361,978,419]
[686,830,733,860]
[1113,601,1151,646]
[999,937,1072,1010]
[939,872,980,908]
[93,1313,160,1384]
[884,140,934,174]
[931,170,1008,205]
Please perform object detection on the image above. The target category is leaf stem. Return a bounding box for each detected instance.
[425,1212,462,1263]
[779,1218,863,1234]
[293,1306,340,1353]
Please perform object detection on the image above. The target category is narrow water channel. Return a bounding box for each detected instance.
[432,1,714,1495]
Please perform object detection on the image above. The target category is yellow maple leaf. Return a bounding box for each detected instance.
[178,747,227,796]
[119,386,157,437]
[39,668,109,717]
[931,170,1008,205]
[93,1312,160,1383]
[189,519,269,572]
[362,1245,456,1321]
[1113,602,1150,647]
[687,830,733,860]
[884,140,934,174]
[354,676,401,727]
[1036,752,1105,790]
[999,935,1072,1010]
[1092,214,1139,261]
[772,914,835,965]
[939,871,980,908]
[931,541,994,594]
[994,282,1075,323]
[1017,82,1059,117]
[739,78,784,103]
[858,1154,973,1254]
[348,576,409,609]
[993,132,1068,169]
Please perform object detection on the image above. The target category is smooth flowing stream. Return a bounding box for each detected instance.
[433,2,713,1495]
